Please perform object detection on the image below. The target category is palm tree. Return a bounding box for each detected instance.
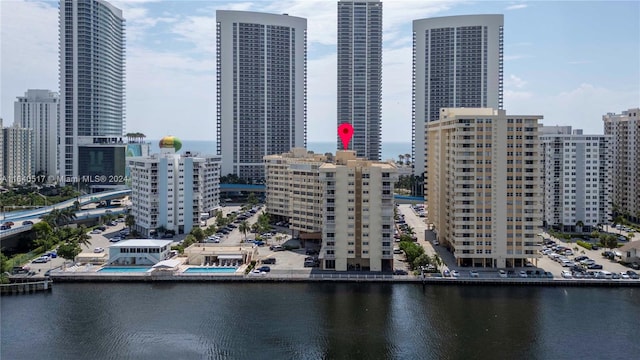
[125,214,135,233]
[238,220,250,241]
[404,153,411,166]
[70,226,92,249]
[397,154,405,165]
[575,220,584,233]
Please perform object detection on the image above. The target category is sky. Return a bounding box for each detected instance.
[1,0,638,142]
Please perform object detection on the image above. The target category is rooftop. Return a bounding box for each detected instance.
[109,239,173,248]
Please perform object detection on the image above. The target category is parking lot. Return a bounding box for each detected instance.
[396,204,640,281]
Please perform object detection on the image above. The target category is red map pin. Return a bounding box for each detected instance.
[338,123,354,150]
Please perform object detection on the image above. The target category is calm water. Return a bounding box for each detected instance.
[2,283,639,359]
[149,140,412,162]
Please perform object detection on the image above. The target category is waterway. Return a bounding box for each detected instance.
[2,283,639,359]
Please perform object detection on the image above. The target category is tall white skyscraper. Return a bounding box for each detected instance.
[337,0,382,161]
[540,126,612,231]
[603,108,640,223]
[59,0,126,190]
[216,10,307,183]
[14,89,59,179]
[413,14,504,176]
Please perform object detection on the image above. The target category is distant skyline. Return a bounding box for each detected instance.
[1,0,638,142]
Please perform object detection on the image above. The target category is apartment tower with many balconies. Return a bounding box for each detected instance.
[216,11,307,183]
[264,148,328,244]
[540,126,612,232]
[128,137,221,237]
[413,15,503,177]
[14,90,59,179]
[337,0,382,160]
[426,108,542,268]
[320,151,397,271]
[59,0,126,190]
[603,108,640,223]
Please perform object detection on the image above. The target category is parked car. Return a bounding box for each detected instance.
[393,269,409,275]
[261,258,276,265]
[257,266,271,272]
[519,270,528,278]
[561,270,573,279]
[620,272,630,279]
[498,270,507,278]
[253,240,265,246]
[451,270,460,278]
[110,236,122,242]
[626,271,639,279]
[469,270,480,278]
[90,229,102,234]
[587,264,603,269]
[270,245,284,252]
[443,269,451,277]
[32,256,49,263]
[93,247,105,253]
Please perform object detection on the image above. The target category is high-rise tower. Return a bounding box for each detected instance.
[337,0,382,161]
[59,0,126,190]
[14,89,59,179]
[216,10,307,183]
[413,14,504,176]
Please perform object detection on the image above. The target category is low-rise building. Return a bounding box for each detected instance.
[107,239,173,266]
[184,243,257,267]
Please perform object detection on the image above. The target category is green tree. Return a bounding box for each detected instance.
[247,192,258,206]
[156,225,167,235]
[575,220,584,233]
[413,253,432,269]
[125,214,135,232]
[57,242,81,261]
[182,234,197,248]
[190,227,205,243]
[32,221,53,238]
[238,220,250,241]
[398,241,425,269]
[603,234,618,250]
[69,226,92,249]
[216,212,226,226]
[203,225,217,236]
[0,252,10,274]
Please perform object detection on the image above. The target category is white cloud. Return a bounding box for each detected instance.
[506,4,528,11]
[567,60,592,65]
[506,74,527,89]
[507,83,639,134]
[0,0,58,125]
[170,14,217,54]
[504,54,531,61]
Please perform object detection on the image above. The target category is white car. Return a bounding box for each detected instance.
[93,247,105,253]
[498,270,508,278]
[519,271,528,278]
[451,270,460,278]
[620,272,630,279]
[90,229,102,234]
[561,270,573,278]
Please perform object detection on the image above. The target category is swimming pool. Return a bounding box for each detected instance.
[98,267,152,273]
[184,267,237,274]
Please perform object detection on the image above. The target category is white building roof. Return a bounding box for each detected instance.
[152,259,182,269]
[109,239,173,248]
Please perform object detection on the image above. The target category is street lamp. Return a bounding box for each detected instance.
[35,192,48,208]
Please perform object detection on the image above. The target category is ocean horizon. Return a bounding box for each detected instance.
[148,140,412,162]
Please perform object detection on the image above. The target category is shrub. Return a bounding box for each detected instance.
[577,240,592,250]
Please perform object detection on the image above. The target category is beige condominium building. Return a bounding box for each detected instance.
[319,151,397,271]
[603,108,640,223]
[264,148,328,244]
[426,108,543,268]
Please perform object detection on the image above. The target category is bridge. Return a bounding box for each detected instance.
[0,189,132,242]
